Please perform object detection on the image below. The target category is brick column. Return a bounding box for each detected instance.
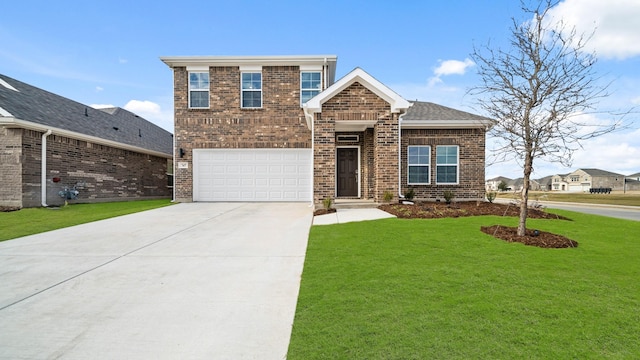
[313,114,335,204]
[373,113,398,202]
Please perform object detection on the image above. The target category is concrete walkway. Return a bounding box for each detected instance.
[0,202,312,360]
[313,208,396,225]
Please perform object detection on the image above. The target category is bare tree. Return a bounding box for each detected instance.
[470,0,621,236]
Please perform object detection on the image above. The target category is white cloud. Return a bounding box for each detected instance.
[95,86,104,92]
[427,58,475,88]
[434,58,475,76]
[124,99,173,132]
[119,58,128,64]
[547,0,640,59]
[631,96,640,105]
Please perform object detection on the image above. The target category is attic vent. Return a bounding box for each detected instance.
[0,78,18,92]
[337,135,359,142]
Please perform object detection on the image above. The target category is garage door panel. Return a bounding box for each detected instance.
[194,149,311,202]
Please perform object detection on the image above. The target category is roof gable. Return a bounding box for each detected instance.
[303,68,410,127]
[0,74,172,156]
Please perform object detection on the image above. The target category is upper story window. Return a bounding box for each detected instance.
[570,176,579,182]
[436,145,459,184]
[241,72,262,108]
[188,72,209,109]
[301,71,322,105]
[408,146,431,184]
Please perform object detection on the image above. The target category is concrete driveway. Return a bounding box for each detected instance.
[0,202,312,359]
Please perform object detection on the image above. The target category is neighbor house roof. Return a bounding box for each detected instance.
[486,176,511,183]
[401,101,492,129]
[626,172,640,178]
[578,168,625,177]
[0,74,172,157]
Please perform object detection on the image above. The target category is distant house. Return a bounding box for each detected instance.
[507,177,541,192]
[0,74,173,208]
[550,173,570,191]
[627,172,640,182]
[565,168,625,192]
[485,176,511,191]
[536,175,553,191]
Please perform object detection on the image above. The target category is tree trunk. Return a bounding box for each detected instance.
[518,155,533,236]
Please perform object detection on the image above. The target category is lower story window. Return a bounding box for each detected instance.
[408,146,430,184]
[436,145,459,184]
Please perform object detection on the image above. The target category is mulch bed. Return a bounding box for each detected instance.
[378,201,569,220]
[0,206,20,212]
[480,225,578,248]
[377,201,576,249]
[313,208,337,216]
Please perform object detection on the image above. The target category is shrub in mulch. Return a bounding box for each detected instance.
[481,225,578,249]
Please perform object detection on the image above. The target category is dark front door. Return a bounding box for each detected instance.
[337,148,358,197]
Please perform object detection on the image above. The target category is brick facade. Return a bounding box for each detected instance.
[0,128,22,207]
[167,60,487,205]
[401,128,486,201]
[0,129,171,208]
[313,82,399,203]
[172,66,313,202]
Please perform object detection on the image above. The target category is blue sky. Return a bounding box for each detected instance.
[2,0,639,179]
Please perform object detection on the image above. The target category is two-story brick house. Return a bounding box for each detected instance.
[160,55,491,206]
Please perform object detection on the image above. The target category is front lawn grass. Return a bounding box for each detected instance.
[288,211,640,359]
[0,199,173,242]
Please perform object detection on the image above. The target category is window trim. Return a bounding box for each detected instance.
[435,145,459,185]
[407,145,431,185]
[188,71,210,109]
[300,71,322,105]
[241,71,262,109]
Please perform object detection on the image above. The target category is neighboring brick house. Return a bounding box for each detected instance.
[0,74,173,208]
[160,55,491,206]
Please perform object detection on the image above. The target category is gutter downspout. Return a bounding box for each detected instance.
[398,113,404,200]
[41,129,52,207]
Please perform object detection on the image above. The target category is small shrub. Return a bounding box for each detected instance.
[404,188,415,201]
[322,197,333,210]
[383,191,394,203]
[486,192,497,203]
[443,190,455,204]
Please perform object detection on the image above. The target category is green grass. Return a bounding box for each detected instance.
[0,199,173,242]
[288,211,640,359]
[496,191,640,206]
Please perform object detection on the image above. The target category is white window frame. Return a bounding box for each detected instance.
[436,145,459,185]
[188,71,209,109]
[241,71,262,109]
[407,145,431,185]
[300,71,322,105]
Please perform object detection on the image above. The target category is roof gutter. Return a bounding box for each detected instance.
[41,129,52,207]
[0,117,171,159]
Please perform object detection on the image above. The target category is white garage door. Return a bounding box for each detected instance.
[193,149,312,202]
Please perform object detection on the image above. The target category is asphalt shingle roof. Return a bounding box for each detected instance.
[403,101,491,121]
[579,168,625,177]
[0,74,172,156]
